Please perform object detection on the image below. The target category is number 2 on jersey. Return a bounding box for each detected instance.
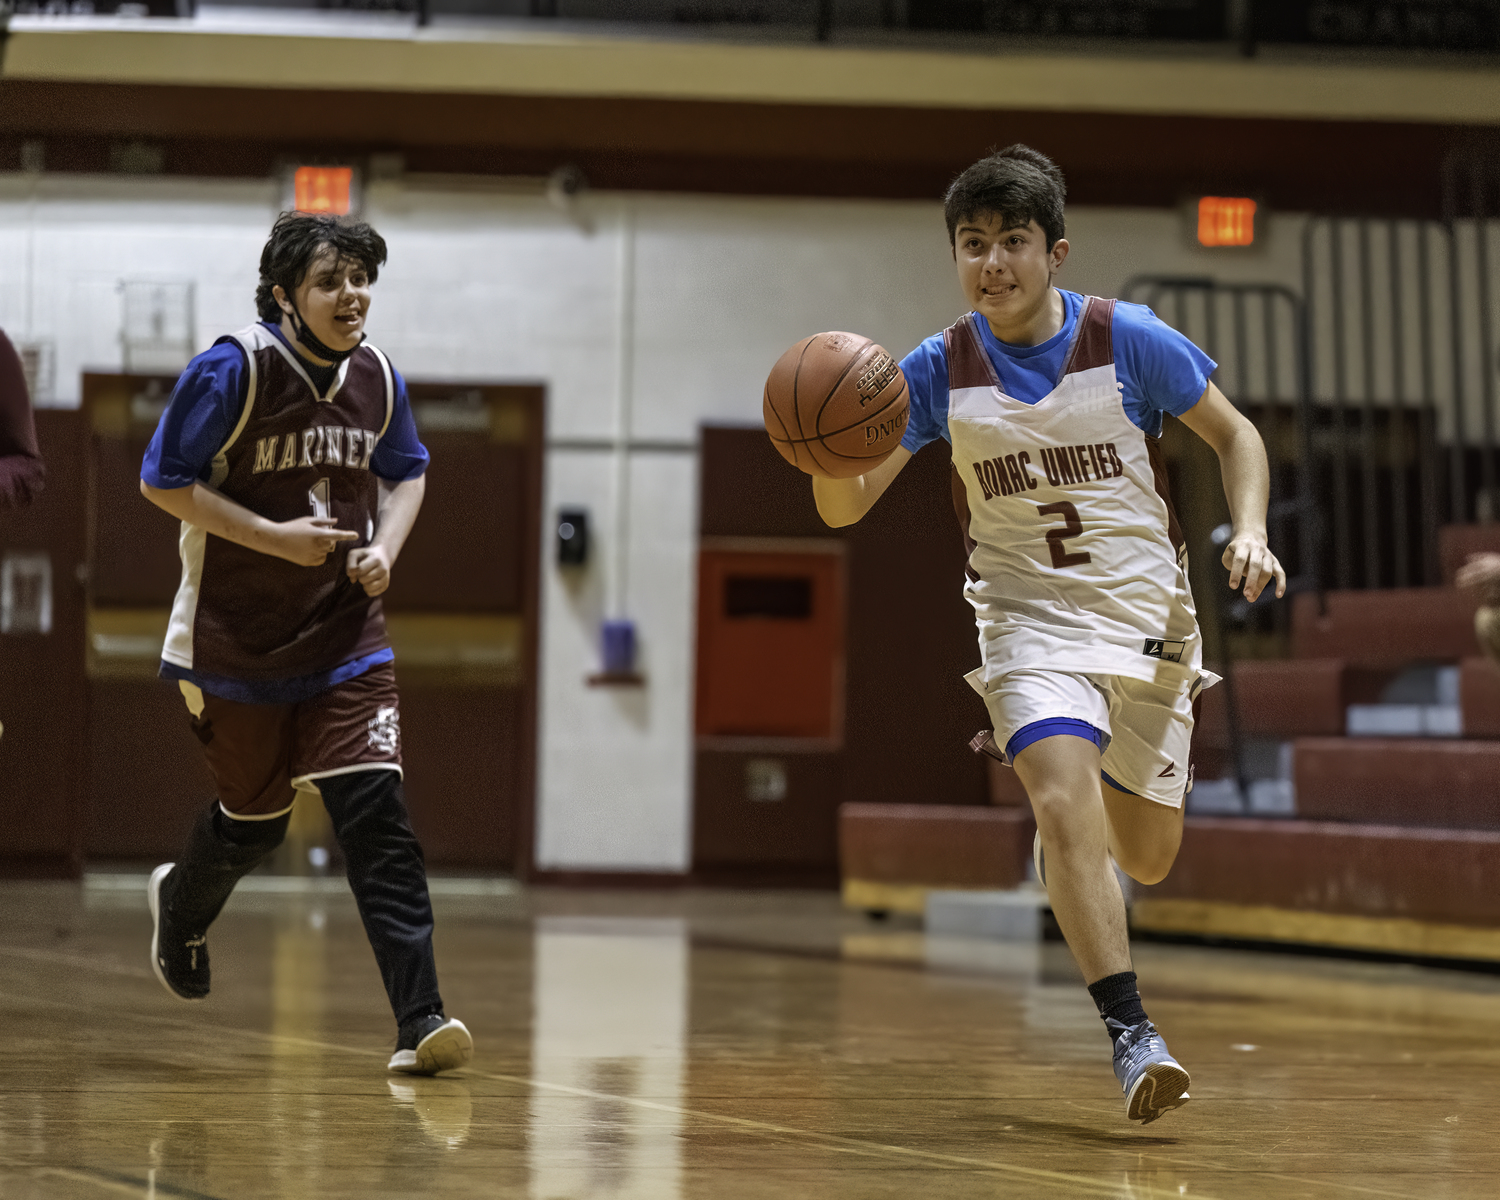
[309,477,331,520]
[1038,501,1092,569]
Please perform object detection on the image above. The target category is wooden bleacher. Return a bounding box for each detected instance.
[841,526,1500,962]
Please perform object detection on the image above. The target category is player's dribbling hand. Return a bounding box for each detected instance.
[1222,531,1286,604]
[273,516,359,566]
[346,545,393,596]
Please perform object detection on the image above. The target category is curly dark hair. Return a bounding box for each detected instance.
[254,211,388,322]
[943,144,1067,250]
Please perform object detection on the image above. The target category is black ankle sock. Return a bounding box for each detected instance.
[1087,971,1149,1041]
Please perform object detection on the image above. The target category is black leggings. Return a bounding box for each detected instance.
[168,770,443,1026]
[319,769,443,1026]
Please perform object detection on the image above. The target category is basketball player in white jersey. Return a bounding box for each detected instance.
[815,146,1284,1124]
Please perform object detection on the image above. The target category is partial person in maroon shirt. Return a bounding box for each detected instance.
[0,329,46,508]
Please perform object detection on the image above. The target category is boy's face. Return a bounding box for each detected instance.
[952,214,1068,338]
[274,246,371,359]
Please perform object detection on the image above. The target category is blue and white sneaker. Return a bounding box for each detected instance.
[1107,1018,1191,1124]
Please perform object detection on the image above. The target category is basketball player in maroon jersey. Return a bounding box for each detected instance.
[139,212,471,1075]
[0,328,45,508]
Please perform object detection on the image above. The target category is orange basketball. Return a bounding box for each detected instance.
[763,332,909,479]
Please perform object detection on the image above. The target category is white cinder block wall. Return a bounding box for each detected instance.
[0,171,1308,872]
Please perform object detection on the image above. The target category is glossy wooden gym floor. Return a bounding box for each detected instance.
[1,881,1495,1199]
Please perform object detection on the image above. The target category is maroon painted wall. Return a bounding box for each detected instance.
[0,411,89,877]
[693,427,989,883]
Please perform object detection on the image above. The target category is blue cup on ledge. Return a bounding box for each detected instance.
[602,619,637,676]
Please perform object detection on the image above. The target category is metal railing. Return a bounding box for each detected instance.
[1301,211,1500,590]
[1130,201,1500,599]
[1117,274,1315,798]
[1118,275,1318,605]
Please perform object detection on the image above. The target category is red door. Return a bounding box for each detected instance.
[695,543,846,742]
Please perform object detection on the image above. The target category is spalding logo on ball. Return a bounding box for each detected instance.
[763,332,910,479]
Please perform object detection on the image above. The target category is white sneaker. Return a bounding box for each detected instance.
[388,1015,473,1075]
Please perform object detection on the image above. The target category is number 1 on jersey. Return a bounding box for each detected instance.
[309,477,331,520]
[1038,501,1092,568]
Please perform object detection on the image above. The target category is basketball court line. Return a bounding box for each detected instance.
[0,1161,227,1200]
[0,971,1197,1199]
[0,951,1442,1200]
[0,992,1175,1200]
[0,943,156,979]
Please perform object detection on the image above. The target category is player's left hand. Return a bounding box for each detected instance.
[346,545,393,597]
[1222,531,1286,604]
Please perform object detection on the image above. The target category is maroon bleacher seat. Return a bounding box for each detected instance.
[1439,524,1500,585]
[1293,736,1500,829]
[1197,659,1346,742]
[1291,589,1481,663]
[840,803,1034,895]
[1148,816,1500,926]
[1460,656,1500,737]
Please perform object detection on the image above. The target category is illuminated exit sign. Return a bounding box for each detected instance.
[1197,196,1258,247]
[293,166,354,215]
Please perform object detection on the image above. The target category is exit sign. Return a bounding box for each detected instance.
[293,166,354,215]
[1197,196,1258,247]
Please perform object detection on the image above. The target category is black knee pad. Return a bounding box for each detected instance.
[218,805,292,849]
[184,799,290,866]
[170,799,292,928]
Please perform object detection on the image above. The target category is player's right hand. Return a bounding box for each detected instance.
[272,516,359,566]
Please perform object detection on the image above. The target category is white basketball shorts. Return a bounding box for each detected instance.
[979,669,1200,809]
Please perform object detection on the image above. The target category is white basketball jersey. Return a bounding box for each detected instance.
[944,298,1215,693]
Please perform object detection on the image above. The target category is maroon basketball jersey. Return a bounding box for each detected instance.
[163,323,396,682]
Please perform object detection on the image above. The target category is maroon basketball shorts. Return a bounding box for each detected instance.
[178,662,403,817]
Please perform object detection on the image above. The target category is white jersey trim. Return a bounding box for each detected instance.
[292,762,405,790]
[162,328,261,671]
[366,342,395,439]
[254,322,353,402]
[162,524,206,669]
[220,800,296,821]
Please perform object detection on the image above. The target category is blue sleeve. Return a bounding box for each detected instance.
[369,367,430,482]
[1114,301,1216,420]
[140,342,248,488]
[898,333,951,454]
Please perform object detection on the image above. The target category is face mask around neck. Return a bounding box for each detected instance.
[287,305,364,364]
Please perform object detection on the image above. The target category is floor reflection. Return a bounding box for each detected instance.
[388,1077,473,1150]
[272,903,328,1043]
[529,916,687,1200]
[6,883,1500,1197]
[270,902,329,1195]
